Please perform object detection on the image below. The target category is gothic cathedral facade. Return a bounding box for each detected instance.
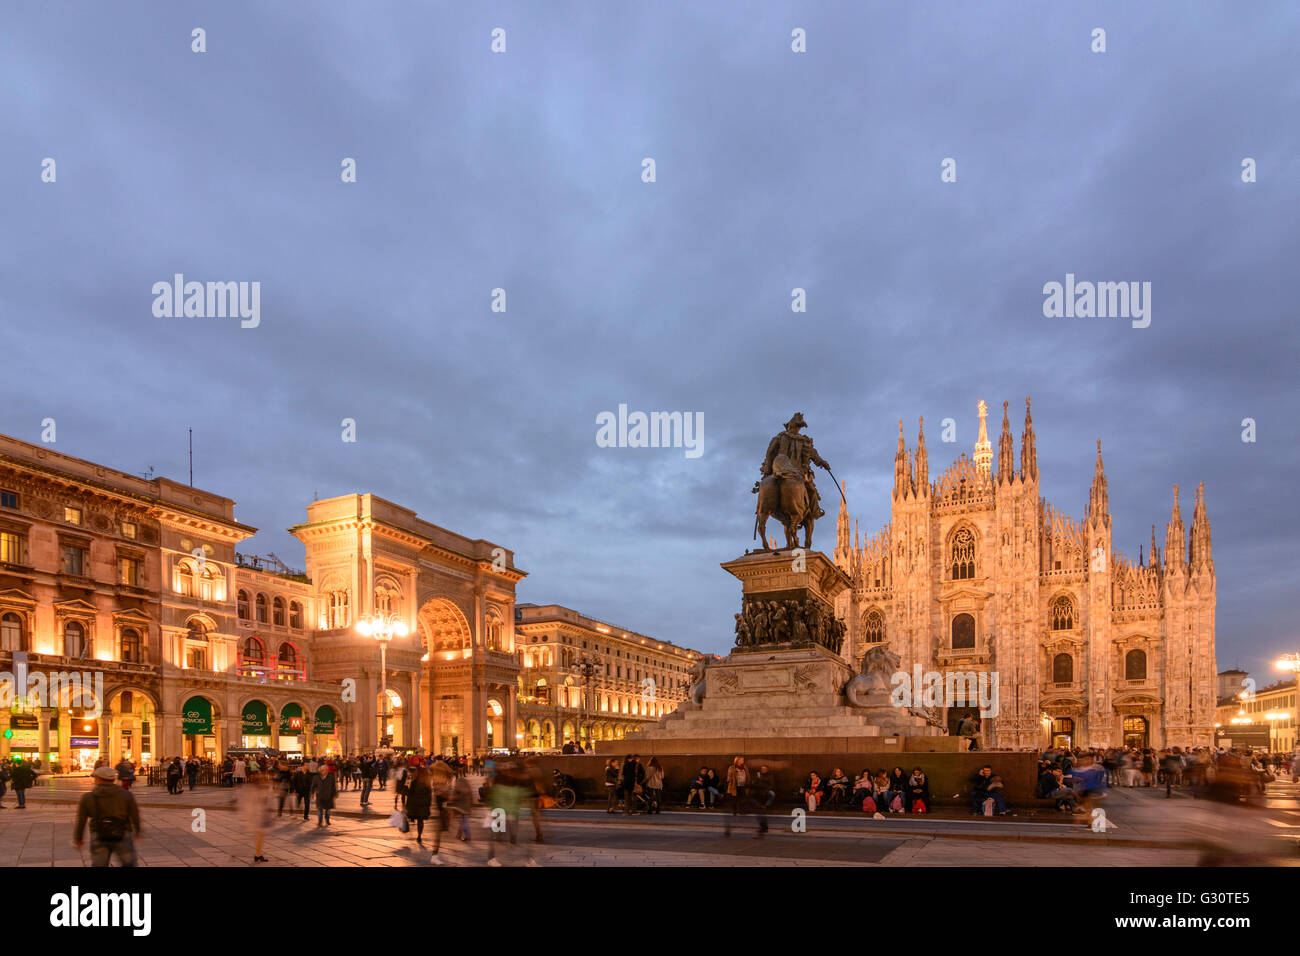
[833,399,1216,750]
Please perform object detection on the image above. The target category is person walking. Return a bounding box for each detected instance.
[404,762,434,847]
[186,757,199,791]
[644,757,665,814]
[115,756,136,791]
[313,763,337,826]
[165,757,183,795]
[275,759,293,816]
[447,772,473,846]
[74,765,142,866]
[604,758,620,813]
[10,758,36,808]
[0,759,9,808]
[621,754,646,815]
[294,763,313,821]
[725,756,748,817]
[239,771,272,863]
[359,755,376,807]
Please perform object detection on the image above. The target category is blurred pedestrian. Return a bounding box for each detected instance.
[74,765,141,866]
[239,771,272,863]
[10,758,36,808]
[314,762,337,826]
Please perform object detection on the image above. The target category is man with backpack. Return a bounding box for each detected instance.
[74,765,142,866]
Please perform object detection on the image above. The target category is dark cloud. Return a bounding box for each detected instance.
[1,1,1296,679]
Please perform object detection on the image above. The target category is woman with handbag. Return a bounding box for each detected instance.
[404,762,434,846]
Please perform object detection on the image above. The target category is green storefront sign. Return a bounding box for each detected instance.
[181,696,213,736]
[313,705,336,735]
[241,700,270,735]
[279,702,304,734]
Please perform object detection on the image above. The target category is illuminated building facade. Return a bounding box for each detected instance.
[835,400,1217,750]
[514,603,699,750]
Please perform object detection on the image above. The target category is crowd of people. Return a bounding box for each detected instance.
[32,741,1300,866]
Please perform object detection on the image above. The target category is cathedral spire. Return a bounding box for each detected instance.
[1087,439,1109,527]
[997,400,1014,482]
[973,399,992,473]
[915,416,929,492]
[835,479,850,566]
[1165,484,1186,572]
[1190,481,1213,570]
[1150,524,1160,567]
[1019,396,1037,481]
[893,419,911,499]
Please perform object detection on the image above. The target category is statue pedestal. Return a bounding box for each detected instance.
[606,549,948,755]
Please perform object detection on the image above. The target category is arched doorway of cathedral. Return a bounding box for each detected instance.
[946,707,980,738]
[526,719,541,750]
[1122,715,1150,749]
[485,698,503,748]
[1050,717,1075,750]
[541,720,556,749]
[562,721,576,746]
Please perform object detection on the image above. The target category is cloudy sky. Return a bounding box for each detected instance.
[2,2,1296,681]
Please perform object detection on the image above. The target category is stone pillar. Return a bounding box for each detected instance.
[0,712,9,760]
[38,707,53,768]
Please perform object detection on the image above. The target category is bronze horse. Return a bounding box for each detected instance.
[754,473,814,550]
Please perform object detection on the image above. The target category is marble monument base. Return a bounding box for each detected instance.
[613,644,955,754]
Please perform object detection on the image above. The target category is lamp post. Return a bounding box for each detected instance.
[357,613,409,750]
[573,656,603,751]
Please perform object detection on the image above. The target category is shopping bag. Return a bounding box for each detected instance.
[388,811,409,832]
[912,798,927,814]
[861,796,876,814]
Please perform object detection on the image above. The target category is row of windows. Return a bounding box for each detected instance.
[862,595,1080,647]
[0,614,144,662]
[236,590,304,628]
[1050,650,1148,683]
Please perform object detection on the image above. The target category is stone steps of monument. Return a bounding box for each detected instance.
[671,713,882,730]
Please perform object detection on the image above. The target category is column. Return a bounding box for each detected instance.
[38,707,53,768]
[411,669,422,750]
[0,712,9,761]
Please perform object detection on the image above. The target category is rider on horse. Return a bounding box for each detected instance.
[761,412,830,520]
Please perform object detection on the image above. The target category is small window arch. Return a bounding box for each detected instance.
[1,612,24,652]
[951,613,975,649]
[241,636,265,671]
[1051,595,1074,630]
[273,596,285,626]
[289,601,303,629]
[1052,652,1073,683]
[120,627,142,664]
[175,562,195,597]
[1125,649,1147,681]
[64,620,87,659]
[277,642,301,680]
[863,609,885,644]
[951,528,976,580]
[486,611,504,651]
[237,589,250,620]
[255,593,268,623]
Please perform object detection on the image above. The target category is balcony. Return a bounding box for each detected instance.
[57,571,96,591]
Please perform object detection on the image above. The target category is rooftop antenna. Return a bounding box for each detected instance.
[188,428,193,486]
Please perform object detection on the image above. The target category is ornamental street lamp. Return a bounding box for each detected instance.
[357,613,409,749]
[572,656,604,751]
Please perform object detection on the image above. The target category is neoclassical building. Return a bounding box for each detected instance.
[514,603,699,750]
[833,399,1217,750]
[0,433,344,769]
[290,494,526,755]
[0,431,704,766]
